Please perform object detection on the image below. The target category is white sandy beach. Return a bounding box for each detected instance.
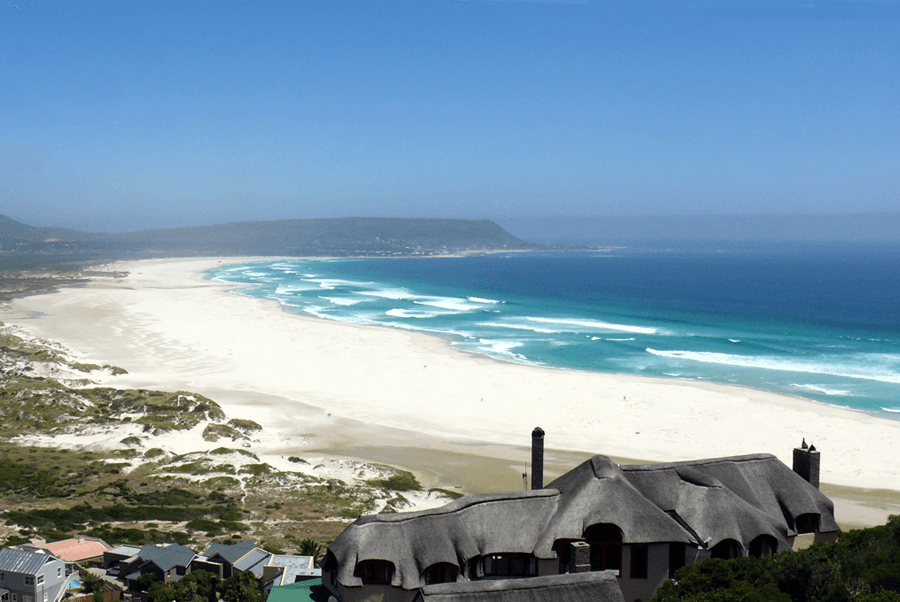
[3,257,900,521]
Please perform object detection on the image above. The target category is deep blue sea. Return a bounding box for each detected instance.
[209,244,900,419]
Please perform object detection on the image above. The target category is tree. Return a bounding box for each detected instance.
[173,570,218,602]
[137,573,160,592]
[147,582,177,602]
[81,571,104,594]
[219,571,263,602]
[299,538,322,566]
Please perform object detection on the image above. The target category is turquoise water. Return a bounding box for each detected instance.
[209,245,900,418]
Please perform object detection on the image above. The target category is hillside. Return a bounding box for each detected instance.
[0,214,540,262]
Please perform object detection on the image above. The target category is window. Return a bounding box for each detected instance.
[710,539,742,560]
[483,554,535,577]
[554,539,576,574]
[749,535,778,557]
[357,560,393,585]
[630,545,648,579]
[795,513,819,535]
[585,524,623,572]
[668,543,686,578]
[24,576,35,586]
[423,563,458,585]
[57,567,62,578]
[323,552,337,586]
[0,572,4,582]
[36,576,44,585]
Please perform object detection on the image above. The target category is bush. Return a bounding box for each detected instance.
[368,470,421,491]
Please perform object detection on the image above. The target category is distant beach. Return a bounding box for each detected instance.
[3,256,900,528]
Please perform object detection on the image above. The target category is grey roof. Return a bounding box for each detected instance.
[106,545,141,557]
[136,544,196,572]
[265,556,318,587]
[329,489,560,589]
[413,572,624,602]
[618,454,840,550]
[234,549,271,577]
[328,453,839,591]
[206,541,261,565]
[0,548,59,574]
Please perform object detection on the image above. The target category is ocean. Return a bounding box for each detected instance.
[208,243,900,419]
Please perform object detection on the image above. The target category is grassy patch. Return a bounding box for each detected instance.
[429,488,464,500]
[228,418,262,432]
[368,470,422,492]
[238,464,272,476]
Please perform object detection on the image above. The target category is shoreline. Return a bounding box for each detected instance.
[210,254,900,426]
[3,256,900,528]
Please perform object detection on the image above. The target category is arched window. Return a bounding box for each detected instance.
[323,551,337,586]
[749,535,778,557]
[710,539,742,560]
[584,524,623,572]
[483,554,536,577]
[357,560,394,585]
[423,563,458,585]
[795,513,819,534]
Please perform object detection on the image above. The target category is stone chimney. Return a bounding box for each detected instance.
[792,441,820,489]
[531,427,545,490]
[569,541,591,573]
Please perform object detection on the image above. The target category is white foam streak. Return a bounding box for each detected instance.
[386,308,449,319]
[526,316,657,335]
[319,296,366,306]
[646,349,900,384]
[791,384,851,396]
[476,322,557,334]
[468,296,501,304]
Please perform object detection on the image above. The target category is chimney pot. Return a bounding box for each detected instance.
[792,444,820,489]
[531,427,545,490]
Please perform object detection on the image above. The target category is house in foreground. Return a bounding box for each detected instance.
[0,548,67,602]
[323,434,838,602]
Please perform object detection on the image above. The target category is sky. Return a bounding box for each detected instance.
[1,1,899,232]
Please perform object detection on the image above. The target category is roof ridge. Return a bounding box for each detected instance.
[355,489,560,525]
[621,453,777,472]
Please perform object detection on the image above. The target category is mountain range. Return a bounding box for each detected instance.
[0,214,540,264]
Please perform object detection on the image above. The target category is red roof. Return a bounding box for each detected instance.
[34,538,110,562]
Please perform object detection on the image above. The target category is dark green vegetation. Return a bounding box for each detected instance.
[0,375,224,437]
[140,569,264,602]
[652,515,900,602]
[368,469,422,491]
[0,213,540,262]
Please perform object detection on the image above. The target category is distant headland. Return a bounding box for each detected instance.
[0,214,559,264]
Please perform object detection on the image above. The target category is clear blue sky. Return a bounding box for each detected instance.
[2,1,898,232]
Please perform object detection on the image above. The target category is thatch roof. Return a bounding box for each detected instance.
[329,491,560,589]
[328,453,838,591]
[619,454,839,551]
[412,572,623,602]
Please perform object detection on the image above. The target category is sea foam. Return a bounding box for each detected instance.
[646,349,900,384]
[526,316,657,335]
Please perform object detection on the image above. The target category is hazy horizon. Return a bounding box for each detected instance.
[3,1,898,233]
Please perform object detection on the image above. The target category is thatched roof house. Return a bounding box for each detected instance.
[325,448,837,602]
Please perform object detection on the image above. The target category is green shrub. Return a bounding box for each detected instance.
[368,470,421,491]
